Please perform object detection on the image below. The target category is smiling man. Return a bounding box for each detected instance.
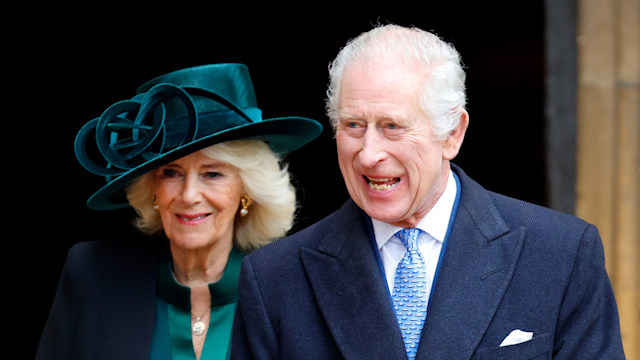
[334,55,467,229]
[232,24,625,359]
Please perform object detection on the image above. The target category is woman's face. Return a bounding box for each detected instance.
[152,150,244,251]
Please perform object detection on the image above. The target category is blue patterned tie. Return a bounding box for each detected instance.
[392,228,427,359]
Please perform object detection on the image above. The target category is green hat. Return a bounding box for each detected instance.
[75,63,323,210]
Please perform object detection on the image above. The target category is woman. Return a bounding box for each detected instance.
[36,64,322,360]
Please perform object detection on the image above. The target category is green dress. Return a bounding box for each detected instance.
[149,246,244,360]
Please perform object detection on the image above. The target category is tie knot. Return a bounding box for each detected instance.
[395,228,421,250]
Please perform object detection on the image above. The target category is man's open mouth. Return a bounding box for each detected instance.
[364,176,400,191]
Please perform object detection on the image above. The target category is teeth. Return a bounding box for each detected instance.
[180,214,208,221]
[367,177,394,182]
[365,176,400,191]
[369,182,399,191]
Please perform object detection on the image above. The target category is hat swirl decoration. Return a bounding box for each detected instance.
[75,83,253,177]
[74,64,322,210]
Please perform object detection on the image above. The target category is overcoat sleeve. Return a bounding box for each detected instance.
[36,243,93,360]
[36,239,158,360]
[552,224,625,359]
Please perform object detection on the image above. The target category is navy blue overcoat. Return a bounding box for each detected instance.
[232,165,625,359]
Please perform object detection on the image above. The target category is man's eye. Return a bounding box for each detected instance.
[347,121,359,128]
[386,123,398,129]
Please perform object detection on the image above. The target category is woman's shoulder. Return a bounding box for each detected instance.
[69,236,155,256]
[61,236,161,291]
[66,236,161,271]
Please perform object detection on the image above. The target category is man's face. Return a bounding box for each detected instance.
[335,59,459,228]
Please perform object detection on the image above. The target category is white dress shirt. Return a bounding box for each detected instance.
[372,170,458,298]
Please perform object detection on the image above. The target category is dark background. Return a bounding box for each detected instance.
[6,3,544,356]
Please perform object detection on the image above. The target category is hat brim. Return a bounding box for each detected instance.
[85,116,322,210]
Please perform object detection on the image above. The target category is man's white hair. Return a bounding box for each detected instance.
[326,24,467,140]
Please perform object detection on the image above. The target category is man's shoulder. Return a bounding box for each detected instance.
[488,190,590,232]
[454,164,590,230]
[246,199,362,260]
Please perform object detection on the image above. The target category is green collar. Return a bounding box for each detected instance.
[156,241,244,309]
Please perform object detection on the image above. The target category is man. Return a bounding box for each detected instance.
[231,24,625,359]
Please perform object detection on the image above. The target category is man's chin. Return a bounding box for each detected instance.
[363,206,404,225]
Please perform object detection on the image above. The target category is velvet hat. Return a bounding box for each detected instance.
[75,63,323,210]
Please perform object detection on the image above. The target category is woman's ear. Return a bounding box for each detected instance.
[442,109,469,161]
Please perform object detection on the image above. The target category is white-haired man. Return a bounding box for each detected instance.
[232,24,624,359]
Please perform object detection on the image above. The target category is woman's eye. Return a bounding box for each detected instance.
[162,168,179,178]
[347,121,359,128]
[387,123,398,129]
[204,171,222,179]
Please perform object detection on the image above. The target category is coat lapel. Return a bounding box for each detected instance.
[300,201,408,359]
[299,167,525,359]
[417,167,525,359]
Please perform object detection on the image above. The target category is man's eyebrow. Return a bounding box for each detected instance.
[337,111,363,120]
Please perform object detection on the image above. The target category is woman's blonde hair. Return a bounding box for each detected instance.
[126,140,296,251]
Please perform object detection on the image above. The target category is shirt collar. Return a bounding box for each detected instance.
[373,169,458,249]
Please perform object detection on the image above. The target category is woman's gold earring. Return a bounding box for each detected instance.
[153,195,159,209]
[240,195,252,217]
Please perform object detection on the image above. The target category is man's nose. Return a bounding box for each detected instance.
[359,126,387,168]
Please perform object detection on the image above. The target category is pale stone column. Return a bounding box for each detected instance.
[576,0,639,357]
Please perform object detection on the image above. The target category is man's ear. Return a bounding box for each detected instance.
[442,109,469,160]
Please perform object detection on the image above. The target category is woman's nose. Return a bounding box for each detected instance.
[180,174,203,204]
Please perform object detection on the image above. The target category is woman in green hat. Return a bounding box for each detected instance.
[36,64,322,360]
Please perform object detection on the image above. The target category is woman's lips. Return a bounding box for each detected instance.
[175,213,212,225]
